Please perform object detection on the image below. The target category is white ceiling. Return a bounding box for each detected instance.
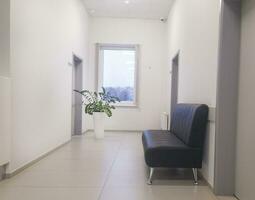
[83,0,174,20]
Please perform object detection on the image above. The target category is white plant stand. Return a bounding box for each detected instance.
[93,112,105,139]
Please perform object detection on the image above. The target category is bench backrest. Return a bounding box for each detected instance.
[170,104,209,148]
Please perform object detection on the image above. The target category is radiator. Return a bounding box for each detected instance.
[161,112,169,130]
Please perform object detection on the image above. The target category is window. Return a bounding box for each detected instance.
[97,44,139,107]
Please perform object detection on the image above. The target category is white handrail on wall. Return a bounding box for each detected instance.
[0,76,11,166]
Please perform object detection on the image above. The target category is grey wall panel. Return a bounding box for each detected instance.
[235,0,255,199]
[170,53,179,116]
[214,0,241,195]
[0,0,10,77]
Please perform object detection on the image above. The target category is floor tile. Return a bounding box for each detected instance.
[45,148,117,161]
[28,156,113,172]
[104,169,149,187]
[63,140,121,152]
[105,168,206,187]
[100,186,218,200]
[2,170,108,188]
[111,156,146,171]
[217,197,238,200]
[0,187,100,200]
[0,132,228,200]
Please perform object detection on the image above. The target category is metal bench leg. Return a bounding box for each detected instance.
[192,168,198,185]
[147,167,154,185]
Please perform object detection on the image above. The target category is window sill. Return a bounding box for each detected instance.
[115,103,139,108]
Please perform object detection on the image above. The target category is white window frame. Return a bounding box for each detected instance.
[96,43,139,107]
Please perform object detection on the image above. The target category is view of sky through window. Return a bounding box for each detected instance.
[102,49,136,103]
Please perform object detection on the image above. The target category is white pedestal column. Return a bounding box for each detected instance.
[93,112,105,139]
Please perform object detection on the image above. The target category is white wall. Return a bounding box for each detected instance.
[7,0,90,173]
[235,0,255,199]
[86,18,168,131]
[0,0,10,77]
[166,0,220,186]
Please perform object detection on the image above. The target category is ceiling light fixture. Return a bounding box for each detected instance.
[124,0,130,4]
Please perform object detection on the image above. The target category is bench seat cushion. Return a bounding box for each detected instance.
[142,130,203,168]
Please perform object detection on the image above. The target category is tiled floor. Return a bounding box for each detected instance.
[0,132,237,200]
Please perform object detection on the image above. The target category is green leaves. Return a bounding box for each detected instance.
[74,87,120,118]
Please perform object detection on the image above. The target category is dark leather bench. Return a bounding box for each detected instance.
[142,104,209,185]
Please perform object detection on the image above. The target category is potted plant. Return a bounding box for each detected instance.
[74,88,120,139]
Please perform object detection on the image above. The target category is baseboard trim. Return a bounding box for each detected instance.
[83,129,91,134]
[5,140,71,179]
[198,171,214,192]
[0,165,6,181]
